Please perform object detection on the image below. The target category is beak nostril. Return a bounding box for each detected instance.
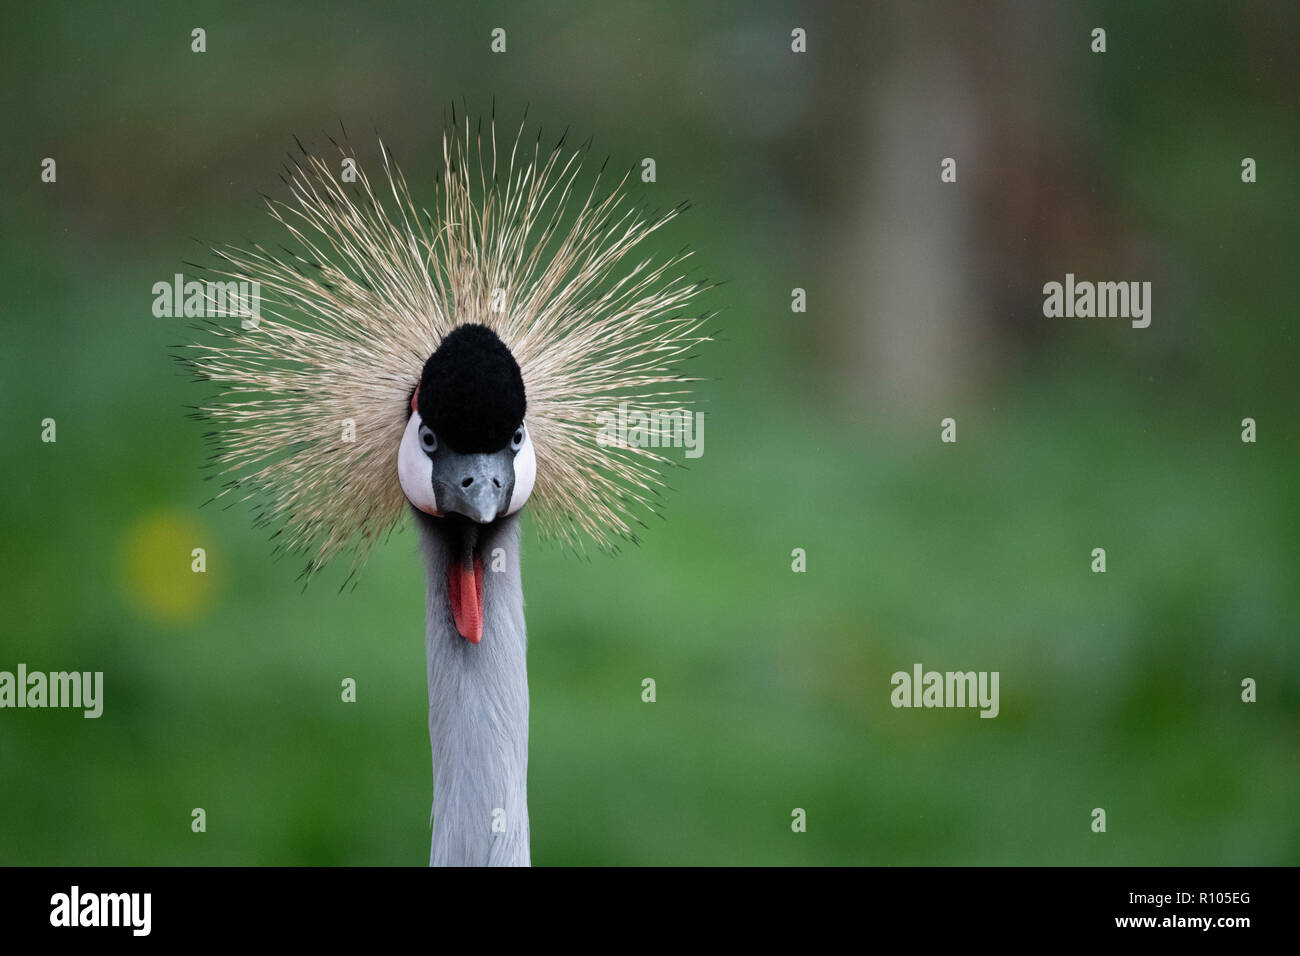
[492,478,501,488]
[461,477,474,488]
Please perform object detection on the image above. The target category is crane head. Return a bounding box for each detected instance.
[398,323,536,642]
[186,118,709,589]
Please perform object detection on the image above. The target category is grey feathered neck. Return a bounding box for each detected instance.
[417,510,530,866]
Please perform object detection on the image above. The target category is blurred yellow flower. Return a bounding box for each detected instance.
[119,510,214,621]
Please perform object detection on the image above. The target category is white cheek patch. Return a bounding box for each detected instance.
[506,427,536,515]
[397,412,438,515]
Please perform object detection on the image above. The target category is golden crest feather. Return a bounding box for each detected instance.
[184,115,711,577]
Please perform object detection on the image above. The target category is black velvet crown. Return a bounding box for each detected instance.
[417,324,527,454]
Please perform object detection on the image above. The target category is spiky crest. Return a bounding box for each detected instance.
[184,113,710,578]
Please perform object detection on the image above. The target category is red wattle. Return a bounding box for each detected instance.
[447,556,485,643]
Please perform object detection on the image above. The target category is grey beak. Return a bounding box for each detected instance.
[430,448,515,524]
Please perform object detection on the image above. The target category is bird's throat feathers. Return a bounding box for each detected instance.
[419,511,519,647]
[418,509,531,866]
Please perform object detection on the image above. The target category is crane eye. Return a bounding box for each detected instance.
[510,425,525,454]
[418,424,438,454]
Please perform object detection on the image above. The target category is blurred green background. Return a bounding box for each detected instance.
[1,0,1296,865]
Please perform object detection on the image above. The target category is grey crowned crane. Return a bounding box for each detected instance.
[184,113,710,866]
